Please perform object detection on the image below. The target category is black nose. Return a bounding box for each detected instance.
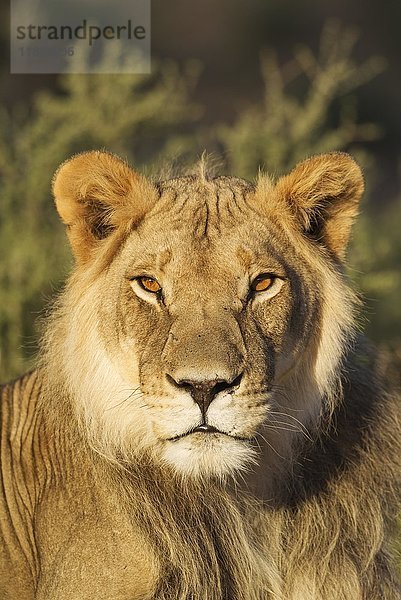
[167,374,243,418]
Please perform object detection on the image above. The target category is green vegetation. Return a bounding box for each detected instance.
[1,23,400,382]
[218,21,384,177]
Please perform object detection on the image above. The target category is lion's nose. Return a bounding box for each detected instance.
[166,373,243,418]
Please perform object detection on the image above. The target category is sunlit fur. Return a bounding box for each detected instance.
[6,150,398,599]
[41,224,358,483]
[42,277,260,480]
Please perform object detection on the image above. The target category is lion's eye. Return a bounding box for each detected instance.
[138,277,162,293]
[251,274,274,292]
[249,273,285,301]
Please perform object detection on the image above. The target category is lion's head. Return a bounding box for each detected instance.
[48,151,364,480]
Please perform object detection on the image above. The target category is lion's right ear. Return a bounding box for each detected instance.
[53,151,158,263]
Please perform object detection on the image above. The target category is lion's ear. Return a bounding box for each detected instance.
[53,151,158,263]
[270,153,365,260]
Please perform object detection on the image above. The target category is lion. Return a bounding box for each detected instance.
[1,150,401,599]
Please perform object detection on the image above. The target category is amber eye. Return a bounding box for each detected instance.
[251,274,274,292]
[138,277,162,293]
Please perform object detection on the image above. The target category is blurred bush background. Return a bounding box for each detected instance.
[0,0,400,386]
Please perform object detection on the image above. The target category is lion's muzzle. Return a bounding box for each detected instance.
[166,373,244,419]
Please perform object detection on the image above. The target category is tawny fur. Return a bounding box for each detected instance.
[1,151,400,599]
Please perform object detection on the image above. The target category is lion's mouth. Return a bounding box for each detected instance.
[193,424,220,434]
[167,424,251,442]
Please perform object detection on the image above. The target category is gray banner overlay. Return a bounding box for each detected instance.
[10,0,150,73]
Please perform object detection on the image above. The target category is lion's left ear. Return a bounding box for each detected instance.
[258,153,365,260]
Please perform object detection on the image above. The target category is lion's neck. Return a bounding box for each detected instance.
[109,460,280,600]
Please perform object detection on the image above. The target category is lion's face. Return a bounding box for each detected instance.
[99,177,298,477]
[51,152,363,479]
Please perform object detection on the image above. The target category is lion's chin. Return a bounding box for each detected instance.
[161,433,257,480]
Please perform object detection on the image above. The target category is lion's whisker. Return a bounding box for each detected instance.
[254,431,286,461]
[105,387,144,411]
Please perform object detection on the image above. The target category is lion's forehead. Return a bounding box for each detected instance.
[157,174,254,197]
[151,175,256,237]
[118,196,308,295]
[113,173,319,303]
[124,175,289,267]
[122,222,294,284]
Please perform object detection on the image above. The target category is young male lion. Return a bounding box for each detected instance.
[1,151,400,599]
